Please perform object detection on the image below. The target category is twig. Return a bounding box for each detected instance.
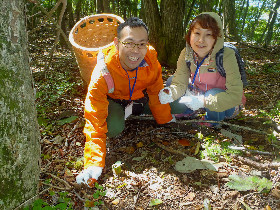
[74,191,85,202]
[65,121,80,146]
[47,0,67,71]
[46,172,72,190]
[130,115,269,135]
[231,154,280,169]
[155,142,188,157]
[43,182,70,191]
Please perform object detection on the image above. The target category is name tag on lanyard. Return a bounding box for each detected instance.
[124,67,138,120]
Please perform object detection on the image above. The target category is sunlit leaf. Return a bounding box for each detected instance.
[149,198,163,206]
[57,116,78,125]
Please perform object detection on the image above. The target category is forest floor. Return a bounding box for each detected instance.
[28,26,280,209]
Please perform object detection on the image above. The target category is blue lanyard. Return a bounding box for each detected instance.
[191,55,208,86]
[124,67,138,101]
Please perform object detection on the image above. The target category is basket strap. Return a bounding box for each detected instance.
[96,52,114,93]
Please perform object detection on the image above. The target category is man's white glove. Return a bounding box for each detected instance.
[76,166,103,186]
[179,95,205,111]
[158,87,174,104]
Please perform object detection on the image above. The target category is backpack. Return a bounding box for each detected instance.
[186,42,248,87]
[95,51,115,93]
[216,42,248,87]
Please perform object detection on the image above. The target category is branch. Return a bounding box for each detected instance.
[46,172,72,190]
[129,115,269,135]
[47,0,67,70]
[155,142,188,157]
[232,154,280,169]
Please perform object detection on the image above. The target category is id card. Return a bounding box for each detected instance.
[124,102,133,120]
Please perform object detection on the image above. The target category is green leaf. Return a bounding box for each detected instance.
[226,175,272,192]
[93,191,100,199]
[49,191,55,196]
[149,198,163,206]
[57,116,78,125]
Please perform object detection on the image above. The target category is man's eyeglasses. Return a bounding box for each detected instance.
[118,39,149,49]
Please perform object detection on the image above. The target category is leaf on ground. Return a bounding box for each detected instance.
[178,138,191,146]
[175,156,217,173]
[57,116,78,125]
[226,175,273,192]
[149,198,163,206]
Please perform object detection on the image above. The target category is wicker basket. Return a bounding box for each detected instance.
[69,14,124,85]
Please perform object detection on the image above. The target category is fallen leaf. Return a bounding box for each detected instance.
[175,156,217,173]
[87,178,97,188]
[125,146,135,154]
[112,198,120,205]
[266,205,272,210]
[194,142,200,155]
[271,188,280,199]
[178,138,191,146]
[149,198,163,206]
[162,141,169,146]
[186,192,196,201]
[136,142,144,148]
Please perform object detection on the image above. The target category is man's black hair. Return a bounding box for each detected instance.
[117,17,149,38]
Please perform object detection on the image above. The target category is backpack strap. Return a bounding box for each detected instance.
[216,43,248,86]
[96,52,114,93]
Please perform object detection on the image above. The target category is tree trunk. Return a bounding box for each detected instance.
[199,0,215,12]
[264,0,280,47]
[75,0,83,21]
[0,0,41,209]
[96,0,104,13]
[223,0,238,40]
[240,0,249,34]
[67,0,75,30]
[160,0,185,67]
[184,0,196,30]
[103,0,111,13]
[143,0,185,68]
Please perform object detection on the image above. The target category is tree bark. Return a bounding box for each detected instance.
[0,0,41,209]
[223,0,238,40]
[103,0,111,13]
[96,0,104,13]
[143,0,185,68]
[264,0,280,46]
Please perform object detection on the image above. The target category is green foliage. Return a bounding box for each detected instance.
[257,100,280,131]
[57,116,78,125]
[24,191,73,210]
[226,175,273,193]
[200,135,241,162]
[85,182,107,207]
[149,198,163,206]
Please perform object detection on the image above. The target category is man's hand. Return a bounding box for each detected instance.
[158,87,174,104]
[179,95,204,111]
[76,166,103,186]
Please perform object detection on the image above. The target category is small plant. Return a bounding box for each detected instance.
[23,191,73,209]
[85,182,107,207]
[200,135,241,162]
[257,100,280,124]
[226,175,273,193]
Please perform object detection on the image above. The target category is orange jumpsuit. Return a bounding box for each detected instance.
[83,45,172,168]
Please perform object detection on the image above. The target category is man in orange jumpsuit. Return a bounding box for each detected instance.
[76,17,173,185]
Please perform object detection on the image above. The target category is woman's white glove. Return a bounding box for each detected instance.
[76,166,103,186]
[179,95,205,111]
[158,87,174,104]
